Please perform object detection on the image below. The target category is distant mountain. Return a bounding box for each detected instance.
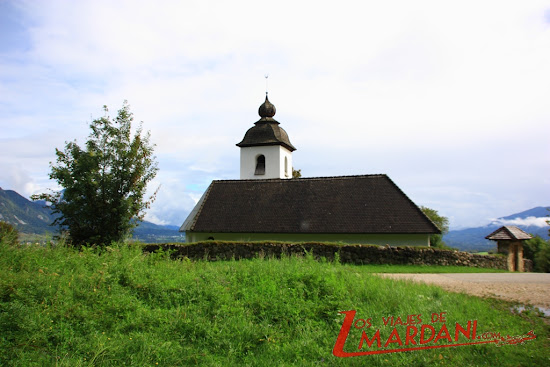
[0,187,183,243]
[132,221,184,243]
[0,188,58,234]
[444,206,550,252]
[498,207,549,221]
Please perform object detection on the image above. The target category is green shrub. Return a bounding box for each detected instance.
[0,221,19,245]
[524,236,550,272]
[534,246,550,273]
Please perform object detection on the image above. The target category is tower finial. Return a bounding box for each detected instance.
[258,91,276,118]
[264,74,269,96]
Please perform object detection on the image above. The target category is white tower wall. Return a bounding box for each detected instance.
[240,145,293,180]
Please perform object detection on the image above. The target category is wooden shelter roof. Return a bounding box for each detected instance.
[485,226,533,241]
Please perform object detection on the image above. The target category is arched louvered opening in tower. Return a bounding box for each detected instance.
[255,154,265,175]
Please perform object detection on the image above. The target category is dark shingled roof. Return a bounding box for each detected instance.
[182,174,440,234]
[236,95,296,152]
[485,226,533,241]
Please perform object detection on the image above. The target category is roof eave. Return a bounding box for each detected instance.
[179,183,213,232]
[236,141,296,152]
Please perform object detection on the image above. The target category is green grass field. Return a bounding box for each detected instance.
[1,242,547,366]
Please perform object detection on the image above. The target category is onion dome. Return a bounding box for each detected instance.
[258,95,276,119]
[237,95,296,152]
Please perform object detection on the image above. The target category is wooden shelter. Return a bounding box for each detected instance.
[485,226,532,272]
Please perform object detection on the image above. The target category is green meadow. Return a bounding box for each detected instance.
[1,242,548,366]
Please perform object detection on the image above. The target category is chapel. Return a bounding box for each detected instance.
[181,95,440,245]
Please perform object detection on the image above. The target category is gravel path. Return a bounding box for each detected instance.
[377,273,550,312]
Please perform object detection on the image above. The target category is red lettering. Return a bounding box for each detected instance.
[454,321,474,341]
[334,311,499,358]
[405,325,418,345]
[434,324,452,343]
[354,319,367,329]
[384,328,403,348]
[359,330,381,349]
[332,310,356,357]
[394,316,403,326]
[406,315,417,325]
[420,325,436,344]
[382,316,392,326]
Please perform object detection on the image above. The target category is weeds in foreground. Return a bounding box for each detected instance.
[0,242,548,366]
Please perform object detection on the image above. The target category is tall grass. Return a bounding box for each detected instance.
[0,241,548,366]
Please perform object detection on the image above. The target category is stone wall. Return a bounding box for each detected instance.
[142,242,508,269]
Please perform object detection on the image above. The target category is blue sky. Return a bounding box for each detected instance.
[1,0,549,229]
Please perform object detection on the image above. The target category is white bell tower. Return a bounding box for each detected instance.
[236,94,296,179]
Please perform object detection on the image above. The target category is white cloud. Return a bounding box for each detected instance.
[491,217,550,228]
[1,0,549,227]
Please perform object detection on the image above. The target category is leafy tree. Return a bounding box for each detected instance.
[292,168,302,178]
[524,236,550,272]
[523,236,547,262]
[534,246,550,272]
[0,221,19,246]
[420,206,450,249]
[32,101,158,246]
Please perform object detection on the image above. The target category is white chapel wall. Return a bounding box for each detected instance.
[185,232,430,247]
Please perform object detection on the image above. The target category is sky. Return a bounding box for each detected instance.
[1,0,549,230]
